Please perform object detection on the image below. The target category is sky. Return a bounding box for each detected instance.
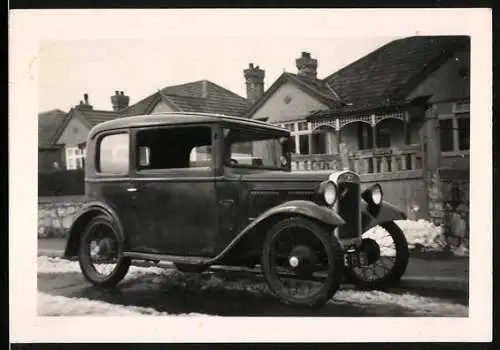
[38,36,398,112]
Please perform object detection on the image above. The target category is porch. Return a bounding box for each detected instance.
[291,144,423,174]
[283,110,424,175]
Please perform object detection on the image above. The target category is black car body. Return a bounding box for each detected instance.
[64,112,410,308]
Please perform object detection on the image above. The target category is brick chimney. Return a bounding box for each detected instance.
[244,63,265,105]
[111,91,130,111]
[296,52,318,79]
[75,93,93,111]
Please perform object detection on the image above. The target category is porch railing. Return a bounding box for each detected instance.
[291,144,423,174]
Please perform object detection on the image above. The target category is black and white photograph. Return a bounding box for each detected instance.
[9,8,492,343]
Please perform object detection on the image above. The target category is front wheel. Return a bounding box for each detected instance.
[78,215,131,288]
[261,217,343,308]
[345,221,409,289]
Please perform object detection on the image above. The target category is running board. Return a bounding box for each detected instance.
[122,251,212,266]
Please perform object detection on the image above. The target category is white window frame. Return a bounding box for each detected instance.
[280,121,311,155]
[438,102,470,156]
[65,146,86,170]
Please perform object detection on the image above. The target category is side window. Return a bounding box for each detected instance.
[136,126,213,171]
[98,133,129,174]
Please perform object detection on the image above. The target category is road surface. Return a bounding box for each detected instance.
[37,255,469,317]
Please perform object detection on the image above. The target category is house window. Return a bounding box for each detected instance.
[457,113,470,150]
[313,133,326,154]
[377,127,391,148]
[299,134,309,154]
[358,123,373,150]
[65,146,86,170]
[277,120,311,155]
[439,103,470,153]
[439,119,454,152]
[289,136,296,154]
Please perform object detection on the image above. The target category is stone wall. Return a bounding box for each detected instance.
[427,169,469,249]
[38,196,86,238]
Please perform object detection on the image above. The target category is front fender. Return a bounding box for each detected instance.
[211,200,345,263]
[63,201,125,258]
[361,200,407,232]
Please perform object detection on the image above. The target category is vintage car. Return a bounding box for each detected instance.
[64,112,409,308]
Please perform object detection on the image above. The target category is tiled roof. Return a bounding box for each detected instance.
[38,109,67,147]
[73,108,123,126]
[323,35,470,114]
[123,80,249,117]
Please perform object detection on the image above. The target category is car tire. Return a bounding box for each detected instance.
[261,216,343,309]
[78,214,131,288]
[345,221,409,289]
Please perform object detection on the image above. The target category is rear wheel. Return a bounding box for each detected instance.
[345,221,409,289]
[78,215,131,288]
[261,217,343,308]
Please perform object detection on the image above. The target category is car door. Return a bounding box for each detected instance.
[91,130,140,244]
[128,124,218,257]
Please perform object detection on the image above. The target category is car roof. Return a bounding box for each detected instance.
[88,112,288,139]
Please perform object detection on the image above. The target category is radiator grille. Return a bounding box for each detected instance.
[337,180,361,239]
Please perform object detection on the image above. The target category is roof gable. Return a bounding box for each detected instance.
[243,72,343,119]
[38,109,67,147]
[324,35,470,113]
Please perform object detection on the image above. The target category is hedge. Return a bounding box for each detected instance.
[38,169,85,197]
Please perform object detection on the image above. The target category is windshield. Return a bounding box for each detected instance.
[224,127,290,170]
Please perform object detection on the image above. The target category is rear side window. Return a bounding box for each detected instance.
[98,133,129,174]
[136,126,213,171]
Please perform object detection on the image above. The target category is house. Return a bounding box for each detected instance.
[243,36,470,220]
[38,79,250,171]
[38,109,67,171]
[244,36,470,174]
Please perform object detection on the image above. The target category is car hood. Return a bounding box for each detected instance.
[241,170,332,182]
[241,170,333,191]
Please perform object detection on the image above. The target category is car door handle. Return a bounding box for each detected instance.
[219,199,234,207]
[127,187,138,192]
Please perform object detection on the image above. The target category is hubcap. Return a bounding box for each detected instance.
[289,256,299,268]
[288,245,318,277]
[87,227,119,277]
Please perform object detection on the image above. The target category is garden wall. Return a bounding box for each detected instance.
[38,196,86,238]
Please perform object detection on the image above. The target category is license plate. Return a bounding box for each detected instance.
[344,250,368,267]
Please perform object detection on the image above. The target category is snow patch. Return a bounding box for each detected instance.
[365,220,469,257]
[37,292,209,317]
[333,290,468,317]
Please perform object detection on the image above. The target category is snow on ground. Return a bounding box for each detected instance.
[38,257,468,317]
[365,219,469,257]
[37,292,209,316]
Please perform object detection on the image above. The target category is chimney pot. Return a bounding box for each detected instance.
[111,90,130,111]
[244,63,265,106]
[296,51,318,79]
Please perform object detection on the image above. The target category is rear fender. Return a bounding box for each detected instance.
[211,200,345,263]
[63,201,125,258]
[361,200,407,233]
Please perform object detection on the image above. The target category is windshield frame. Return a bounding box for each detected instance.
[221,123,291,172]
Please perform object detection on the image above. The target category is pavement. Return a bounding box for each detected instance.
[38,238,469,296]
